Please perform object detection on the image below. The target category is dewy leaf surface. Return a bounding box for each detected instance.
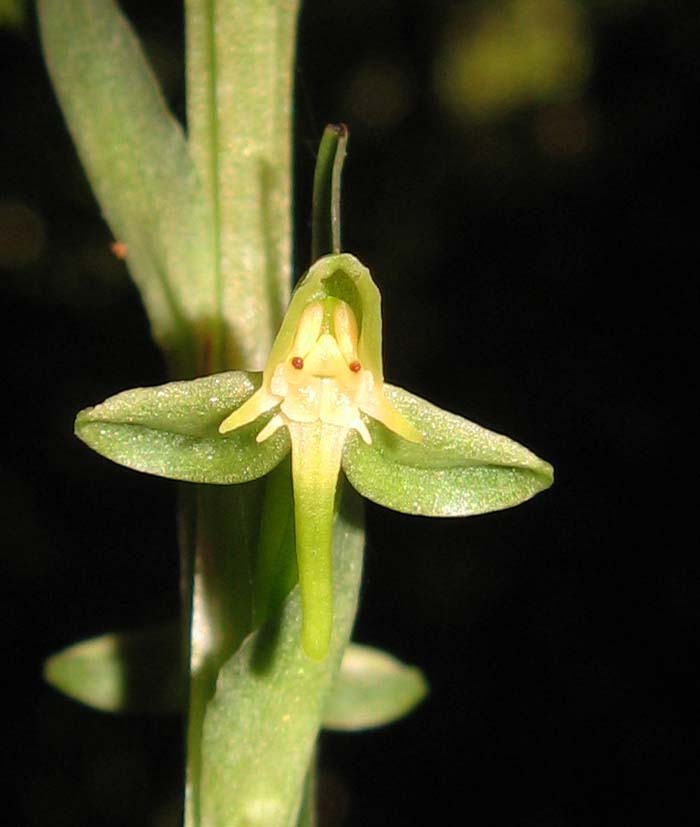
[75,372,290,484]
[199,485,364,827]
[322,643,428,731]
[38,0,215,374]
[343,385,553,517]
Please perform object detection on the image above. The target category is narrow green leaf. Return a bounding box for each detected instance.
[185,0,299,370]
[38,0,215,376]
[323,643,428,731]
[75,372,290,484]
[199,485,364,827]
[343,384,553,516]
[44,623,183,715]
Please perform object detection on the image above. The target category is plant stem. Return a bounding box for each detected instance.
[182,3,300,824]
[181,483,264,826]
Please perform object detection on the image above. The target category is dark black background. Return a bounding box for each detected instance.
[2,1,697,825]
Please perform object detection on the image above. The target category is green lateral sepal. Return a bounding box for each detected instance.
[342,384,553,517]
[75,371,290,484]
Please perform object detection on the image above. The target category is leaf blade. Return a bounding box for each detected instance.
[43,623,183,715]
[323,644,428,731]
[185,0,299,370]
[38,0,216,374]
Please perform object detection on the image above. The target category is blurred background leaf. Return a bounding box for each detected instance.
[44,623,183,716]
[322,644,428,731]
[0,0,26,29]
[435,0,591,123]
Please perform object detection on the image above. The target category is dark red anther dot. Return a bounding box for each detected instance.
[349,361,362,373]
[291,356,304,370]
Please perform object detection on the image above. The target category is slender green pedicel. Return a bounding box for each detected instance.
[220,254,420,659]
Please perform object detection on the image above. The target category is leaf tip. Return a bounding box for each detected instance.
[73,406,95,439]
[535,457,555,489]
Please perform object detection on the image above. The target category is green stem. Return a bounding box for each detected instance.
[197,484,365,827]
[296,746,318,827]
[181,482,264,827]
[183,3,299,823]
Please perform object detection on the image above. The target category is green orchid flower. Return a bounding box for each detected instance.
[76,251,553,660]
[218,253,421,659]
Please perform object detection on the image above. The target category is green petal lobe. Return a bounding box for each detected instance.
[75,372,290,484]
[343,384,553,516]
